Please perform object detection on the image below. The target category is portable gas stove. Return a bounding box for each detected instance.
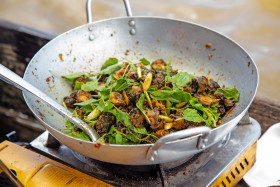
[0,117,260,187]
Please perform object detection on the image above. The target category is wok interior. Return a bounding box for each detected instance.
[23,17,258,140]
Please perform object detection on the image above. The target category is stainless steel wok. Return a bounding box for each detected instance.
[21,0,258,165]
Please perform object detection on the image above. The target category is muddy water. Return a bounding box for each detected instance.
[1,0,280,102]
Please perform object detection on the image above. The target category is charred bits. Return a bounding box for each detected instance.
[205,42,213,49]
[208,54,213,60]
[248,61,251,67]
[205,42,214,60]
[125,49,130,56]
[46,76,54,84]
[58,53,64,62]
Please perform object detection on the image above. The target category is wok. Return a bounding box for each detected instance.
[21,0,258,165]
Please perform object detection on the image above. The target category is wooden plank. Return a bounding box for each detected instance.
[248,97,280,135]
[0,20,55,140]
[0,20,55,115]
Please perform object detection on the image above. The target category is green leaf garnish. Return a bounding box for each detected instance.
[81,80,104,92]
[140,58,151,65]
[215,86,240,102]
[149,90,191,103]
[98,99,114,112]
[62,72,85,82]
[167,72,194,90]
[113,78,133,92]
[74,98,97,106]
[68,131,91,141]
[183,108,205,123]
[101,58,118,70]
[99,63,123,75]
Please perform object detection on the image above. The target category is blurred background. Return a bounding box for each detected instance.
[1,0,280,102]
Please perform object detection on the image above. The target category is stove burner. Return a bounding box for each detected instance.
[30,118,261,187]
[71,150,158,179]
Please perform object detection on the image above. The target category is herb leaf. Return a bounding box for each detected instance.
[81,80,104,92]
[73,81,84,90]
[189,97,220,127]
[167,72,194,90]
[149,90,191,103]
[99,63,123,75]
[101,58,118,70]
[133,127,148,135]
[115,133,123,144]
[98,99,114,112]
[80,105,94,114]
[215,86,240,102]
[183,108,205,123]
[113,78,132,92]
[136,94,151,123]
[62,72,85,82]
[136,94,146,114]
[140,58,151,65]
[74,98,97,106]
[68,131,90,141]
[98,88,111,100]
[109,109,132,128]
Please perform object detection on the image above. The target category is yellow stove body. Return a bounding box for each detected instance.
[0,141,112,187]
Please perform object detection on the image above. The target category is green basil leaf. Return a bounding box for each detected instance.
[67,131,91,141]
[136,94,146,114]
[73,81,84,90]
[99,88,110,100]
[125,133,141,144]
[113,78,132,92]
[183,108,205,123]
[107,125,117,134]
[115,133,123,144]
[147,85,158,91]
[189,97,204,111]
[100,58,118,70]
[100,63,123,75]
[108,135,116,144]
[81,80,104,92]
[203,109,217,127]
[129,63,137,71]
[136,94,151,124]
[140,58,151,65]
[80,105,94,114]
[149,90,191,103]
[132,126,148,135]
[215,86,240,102]
[109,109,134,130]
[98,99,114,112]
[62,72,85,82]
[189,97,220,127]
[65,120,74,130]
[168,72,194,90]
[74,98,97,106]
[97,135,106,144]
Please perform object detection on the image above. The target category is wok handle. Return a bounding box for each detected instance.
[146,126,211,161]
[86,0,133,23]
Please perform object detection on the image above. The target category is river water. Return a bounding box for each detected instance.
[1,0,280,102]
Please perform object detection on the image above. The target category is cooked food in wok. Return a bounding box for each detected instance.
[62,58,240,144]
